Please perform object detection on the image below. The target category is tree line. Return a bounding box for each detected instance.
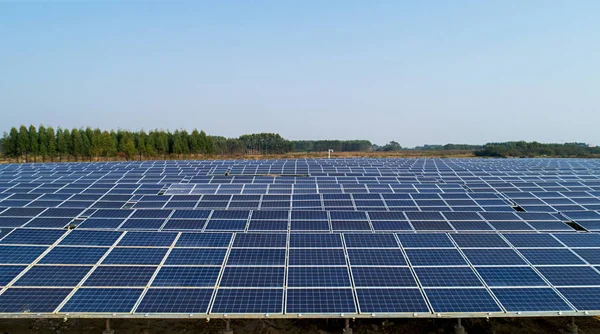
[0,125,374,161]
[475,141,600,158]
[293,140,372,152]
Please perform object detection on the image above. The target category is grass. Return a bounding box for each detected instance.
[0,150,477,164]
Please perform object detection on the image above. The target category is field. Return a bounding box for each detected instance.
[1,316,600,333]
[0,150,477,164]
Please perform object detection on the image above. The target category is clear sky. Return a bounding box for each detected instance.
[1,1,598,147]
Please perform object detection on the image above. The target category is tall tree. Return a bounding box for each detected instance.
[71,129,84,161]
[28,125,39,161]
[56,128,67,162]
[46,127,56,161]
[38,125,48,161]
[3,127,19,158]
[17,125,30,161]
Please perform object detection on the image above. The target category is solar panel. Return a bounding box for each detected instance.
[136,288,213,313]
[212,289,283,313]
[356,288,429,313]
[405,249,467,266]
[351,267,417,287]
[491,288,573,312]
[475,267,548,287]
[152,267,221,287]
[13,266,91,286]
[0,288,72,312]
[1,158,600,318]
[83,266,156,286]
[286,288,356,313]
[414,267,483,287]
[165,248,226,265]
[61,288,143,313]
[424,288,502,313]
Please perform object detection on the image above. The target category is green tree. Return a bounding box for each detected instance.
[71,129,84,161]
[17,125,30,161]
[38,125,48,161]
[56,128,67,161]
[47,127,56,161]
[3,127,19,158]
[28,125,39,161]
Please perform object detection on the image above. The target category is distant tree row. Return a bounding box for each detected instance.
[293,140,372,152]
[372,141,403,151]
[475,141,600,158]
[0,125,218,161]
[0,125,374,162]
[412,144,483,151]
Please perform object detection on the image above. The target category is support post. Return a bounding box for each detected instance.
[103,319,114,334]
[342,318,353,334]
[454,318,466,334]
[223,319,233,334]
[566,317,578,334]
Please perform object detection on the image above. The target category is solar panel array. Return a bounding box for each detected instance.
[0,158,600,318]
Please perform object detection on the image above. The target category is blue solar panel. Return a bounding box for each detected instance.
[537,266,600,286]
[220,267,285,287]
[519,249,585,265]
[289,234,342,248]
[152,267,221,287]
[0,229,66,245]
[288,267,350,287]
[60,230,122,246]
[0,265,26,286]
[344,234,398,248]
[24,217,73,228]
[290,210,328,220]
[351,267,417,287]
[415,267,483,287]
[572,249,600,265]
[397,234,454,248]
[289,249,346,266]
[170,210,211,219]
[356,288,429,313]
[347,249,406,266]
[251,210,289,220]
[233,233,287,248]
[78,218,125,229]
[476,267,548,287]
[557,287,600,311]
[286,288,356,313]
[462,249,527,266]
[166,248,226,265]
[102,248,168,265]
[227,249,286,266]
[13,266,91,286]
[367,211,406,220]
[39,247,108,265]
[61,288,143,313]
[212,288,283,313]
[211,210,250,220]
[0,246,48,264]
[136,288,213,313]
[176,233,232,247]
[405,249,467,266]
[130,210,172,219]
[117,232,177,247]
[503,234,564,248]
[83,266,156,286]
[0,288,72,312]
[553,233,600,247]
[492,288,573,312]
[450,234,509,248]
[425,288,502,313]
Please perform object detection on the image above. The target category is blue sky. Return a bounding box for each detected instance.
[1,1,598,147]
